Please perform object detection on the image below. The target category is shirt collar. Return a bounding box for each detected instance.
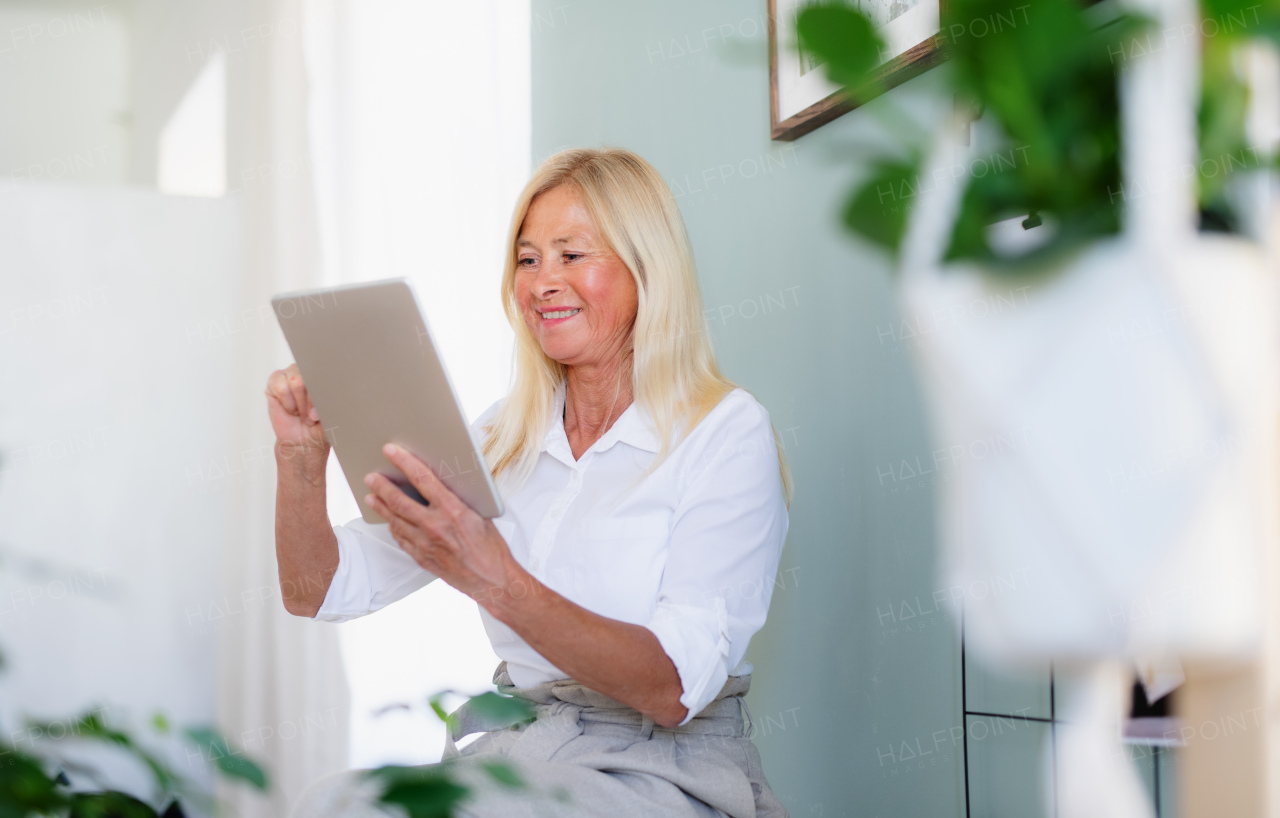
[543,379,660,465]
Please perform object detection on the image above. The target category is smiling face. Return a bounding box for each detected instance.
[515,185,639,369]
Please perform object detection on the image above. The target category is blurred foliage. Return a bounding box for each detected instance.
[0,676,542,817]
[368,765,471,818]
[797,0,1280,267]
[367,689,536,818]
[181,729,269,792]
[427,691,536,737]
[0,548,269,816]
[0,540,537,818]
[1197,0,1280,227]
[0,706,268,817]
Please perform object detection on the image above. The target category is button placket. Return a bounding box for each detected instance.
[529,464,586,573]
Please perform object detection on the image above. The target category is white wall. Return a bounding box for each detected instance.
[0,182,240,805]
[304,0,530,768]
[0,0,534,782]
[305,0,526,419]
[0,1,132,186]
[0,0,258,189]
[127,0,257,187]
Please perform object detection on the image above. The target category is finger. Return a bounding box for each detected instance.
[366,492,397,527]
[369,493,440,568]
[366,491,419,545]
[267,369,299,414]
[285,368,314,423]
[289,363,316,422]
[366,472,433,527]
[382,444,457,511]
[296,381,318,423]
[387,515,415,553]
[370,493,409,533]
[370,494,419,549]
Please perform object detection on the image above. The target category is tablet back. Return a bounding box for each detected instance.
[272,278,505,523]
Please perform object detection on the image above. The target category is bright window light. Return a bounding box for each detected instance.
[157,51,226,197]
[306,0,529,769]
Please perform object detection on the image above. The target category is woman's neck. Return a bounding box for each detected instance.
[563,357,634,458]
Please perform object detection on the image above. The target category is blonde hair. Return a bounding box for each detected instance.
[481,147,793,509]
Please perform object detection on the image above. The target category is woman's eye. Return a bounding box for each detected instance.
[563,253,581,262]
[517,257,537,267]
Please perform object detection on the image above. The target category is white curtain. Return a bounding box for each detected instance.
[303,0,527,425]
[301,0,528,770]
[217,0,351,814]
[216,0,529,804]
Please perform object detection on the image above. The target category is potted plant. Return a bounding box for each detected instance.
[798,0,1280,815]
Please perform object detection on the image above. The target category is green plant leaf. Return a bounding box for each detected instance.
[796,3,886,92]
[26,709,181,796]
[462,692,536,729]
[0,747,68,815]
[366,765,470,818]
[479,761,524,789]
[427,694,453,729]
[1199,0,1280,29]
[159,800,187,818]
[182,727,270,792]
[821,0,1159,266]
[841,156,924,256]
[1197,32,1261,219]
[68,791,158,818]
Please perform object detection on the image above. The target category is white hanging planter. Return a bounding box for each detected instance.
[893,0,1280,814]
[899,0,1279,673]
[901,220,1279,667]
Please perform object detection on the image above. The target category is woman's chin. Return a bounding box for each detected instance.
[539,340,586,364]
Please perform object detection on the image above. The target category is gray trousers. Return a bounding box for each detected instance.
[291,662,789,818]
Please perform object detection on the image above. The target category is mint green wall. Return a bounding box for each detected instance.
[532,2,965,814]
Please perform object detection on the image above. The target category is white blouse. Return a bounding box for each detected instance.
[313,380,789,726]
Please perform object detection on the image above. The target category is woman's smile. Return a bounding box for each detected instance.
[539,306,582,324]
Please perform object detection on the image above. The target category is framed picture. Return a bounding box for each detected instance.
[769,0,946,141]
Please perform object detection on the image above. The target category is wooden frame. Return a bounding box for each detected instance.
[769,0,947,141]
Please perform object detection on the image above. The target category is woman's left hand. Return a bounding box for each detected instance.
[364,444,527,607]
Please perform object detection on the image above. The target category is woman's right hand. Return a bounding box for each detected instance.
[265,363,330,464]
[269,363,340,617]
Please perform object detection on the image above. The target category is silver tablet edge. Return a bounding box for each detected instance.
[399,280,507,520]
[271,277,507,520]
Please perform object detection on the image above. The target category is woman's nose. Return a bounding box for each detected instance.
[531,264,565,297]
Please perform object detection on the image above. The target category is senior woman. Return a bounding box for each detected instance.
[271,148,793,817]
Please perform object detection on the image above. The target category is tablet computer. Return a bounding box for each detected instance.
[271,278,504,524]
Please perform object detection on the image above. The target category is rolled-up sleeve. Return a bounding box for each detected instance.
[312,398,504,623]
[644,394,789,725]
[312,518,437,622]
